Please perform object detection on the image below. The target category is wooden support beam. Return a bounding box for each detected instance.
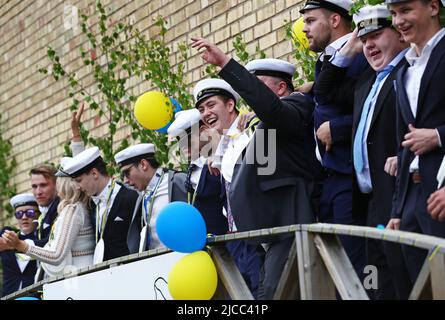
[409,258,432,300]
[209,246,254,300]
[273,237,300,300]
[429,252,445,300]
[296,231,336,299]
[314,234,369,300]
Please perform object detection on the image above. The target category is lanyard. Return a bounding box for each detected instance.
[142,170,165,229]
[187,190,198,206]
[96,179,116,243]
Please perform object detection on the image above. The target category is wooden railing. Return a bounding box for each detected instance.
[3,223,445,300]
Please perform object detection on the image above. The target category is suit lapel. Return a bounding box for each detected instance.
[396,63,415,125]
[103,187,123,237]
[417,35,445,115]
[195,165,208,195]
[353,72,375,136]
[369,61,405,130]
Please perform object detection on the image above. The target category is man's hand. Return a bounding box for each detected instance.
[0,237,13,252]
[207,159,221,176]
[296,82,313,94]
[316,121,333,152]
[427,187,445,221]
[71,102,85,142]
[339,27,363,58]
[386,218,401,230]
[384,156,398,177]
[191,37,230,68]
[2,230,27,252]
[402,124,439,155]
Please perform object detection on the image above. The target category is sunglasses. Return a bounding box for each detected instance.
[120,164,136,180]
[15,209,39,220]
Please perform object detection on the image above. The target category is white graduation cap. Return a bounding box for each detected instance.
[353,4,392,38]
[10,193,38,209]
[55,156,73,177]
[114,143,156,167]
[167,109,201,139]
[246,58,296,90]
[62,146,101,178]
[193,78,241,108]
[300,0,353,20]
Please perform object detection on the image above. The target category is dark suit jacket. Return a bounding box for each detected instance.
[314,58,405,224]
[34,196,60,248]
[219,59,316,243]
[313,53,369,174]
[90,182,139,261]
[0,228,38,297]
[194,165,227,235]
[393,35,445,219]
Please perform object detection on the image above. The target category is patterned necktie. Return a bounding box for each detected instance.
[184,163,197,193]
[353,64,395,173]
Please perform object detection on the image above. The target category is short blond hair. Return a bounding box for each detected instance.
[56,177,89,212]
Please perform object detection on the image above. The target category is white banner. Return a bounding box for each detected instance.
[43,252,186,300]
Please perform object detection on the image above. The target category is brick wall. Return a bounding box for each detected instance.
[0,0,305,196]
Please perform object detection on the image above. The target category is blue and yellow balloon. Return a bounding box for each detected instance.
[168,251,218,300]
[134,91,181,132]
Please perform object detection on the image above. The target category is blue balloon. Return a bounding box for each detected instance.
[156,202,207,253]
[155,97,182,133]
[15,297,40,300]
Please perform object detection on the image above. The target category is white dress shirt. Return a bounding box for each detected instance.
[144,168,169,250]
[91,178,121,233]
[190,156,207,189]
[404,28,445,172]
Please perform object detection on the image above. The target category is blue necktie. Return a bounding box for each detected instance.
[353,64,395,173]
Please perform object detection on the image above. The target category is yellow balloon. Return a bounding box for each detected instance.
[168,251,218,300]
[134,91,174,130]
[292,17,310,50]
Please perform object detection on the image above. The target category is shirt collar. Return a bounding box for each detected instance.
[323,33,352,59]
[388,48,409,69]
[91,178,112,205]
[405,28,445,66]
[146,168,164,191]
[191,156,207,168]
[224,116,241,137]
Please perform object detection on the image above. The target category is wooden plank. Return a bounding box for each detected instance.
[429,252,445,300]
[409,258,432,300]
[209,246,254,300]
[297,231,336,300]
[273,237,300,300]
[314,234,369,300]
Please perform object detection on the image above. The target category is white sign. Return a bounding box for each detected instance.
[43,252,186,300]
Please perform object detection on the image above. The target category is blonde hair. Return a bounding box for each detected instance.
[56,177,89,212]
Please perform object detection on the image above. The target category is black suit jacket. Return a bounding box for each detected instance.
[0,228,38,297]
[219,59,316,243]
[393,35,445,219]
[314,58,405,224]
[90,182,139,261]
[34,196,60,248]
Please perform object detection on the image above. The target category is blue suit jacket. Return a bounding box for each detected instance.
[313,53,369,174]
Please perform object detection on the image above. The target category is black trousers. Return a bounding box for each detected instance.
[257,237,294,300]
[399,181,445,286]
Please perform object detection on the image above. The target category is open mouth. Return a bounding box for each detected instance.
[370,50,381,59]
[206,118,218,127]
